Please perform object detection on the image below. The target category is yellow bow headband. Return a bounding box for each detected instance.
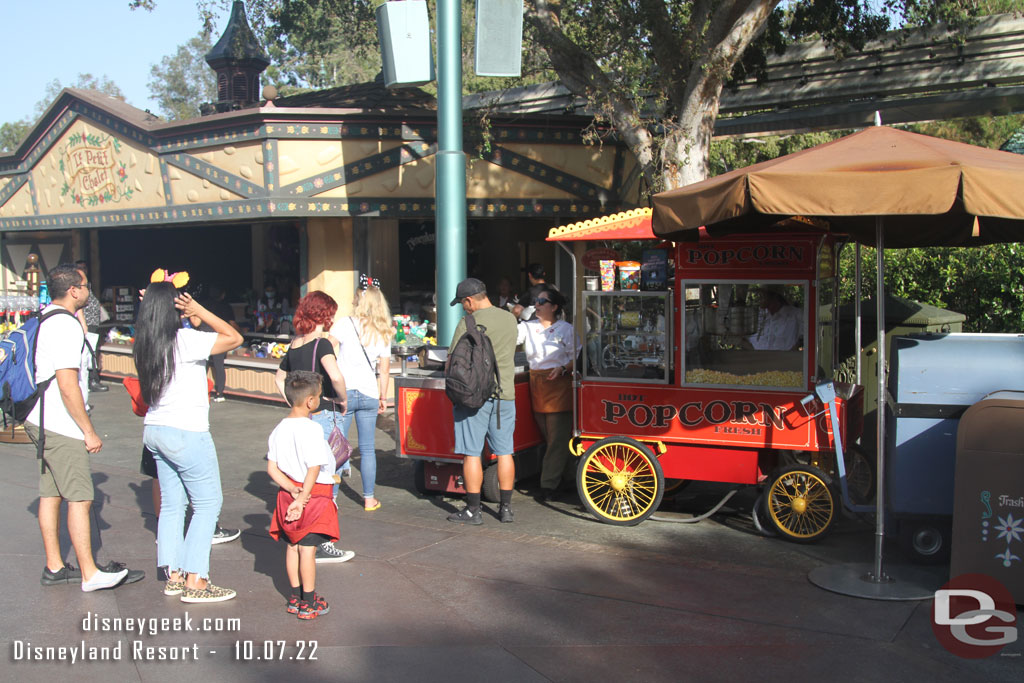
[150,268,190,289]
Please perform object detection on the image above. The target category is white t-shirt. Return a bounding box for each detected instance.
[26,304,87,440]
[748,305,802,351]
[516,319,580,371]
[329,316,390,398]
[267,417,335,485]
[144,328,217,431]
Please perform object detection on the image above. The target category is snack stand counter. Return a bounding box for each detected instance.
[395,354,545,500]
[99,333,290,403]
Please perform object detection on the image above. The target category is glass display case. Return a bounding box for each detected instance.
[681,281,807,390]
[582,291,672,383]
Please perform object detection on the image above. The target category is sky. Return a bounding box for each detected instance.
[2,1,227,125]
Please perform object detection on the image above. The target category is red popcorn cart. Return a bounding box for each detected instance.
[549,209,866,542]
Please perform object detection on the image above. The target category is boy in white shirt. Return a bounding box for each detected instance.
[267,371,343,619]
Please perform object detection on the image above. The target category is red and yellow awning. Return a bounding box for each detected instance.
[546,208,656,242]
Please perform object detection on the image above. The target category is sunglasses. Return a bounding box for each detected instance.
[71,282,90,290]
[535,298,551,305]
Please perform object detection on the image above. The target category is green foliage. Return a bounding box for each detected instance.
[148,32,218,121]
[710,130,850,176]
[838,243,1024,332]
[0,120,31,154]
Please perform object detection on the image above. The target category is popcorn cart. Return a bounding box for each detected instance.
[551,209,866,542]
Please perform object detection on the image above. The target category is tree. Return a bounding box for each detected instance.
[39,73,126,113]
[2,74,125,155]
[134,1,1013,195]
[0,120,31,154]
[148,32,218,121]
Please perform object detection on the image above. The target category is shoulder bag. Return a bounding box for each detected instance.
[309,337,351,468]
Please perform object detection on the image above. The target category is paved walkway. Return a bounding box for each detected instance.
[0,388,1018,682]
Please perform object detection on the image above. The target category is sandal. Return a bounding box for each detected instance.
[364,499,381,511]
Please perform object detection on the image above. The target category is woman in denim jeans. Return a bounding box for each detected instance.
[276,291,354,563]
[135,280,243,603]
[329,278,393,511]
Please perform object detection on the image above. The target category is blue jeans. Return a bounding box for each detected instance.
[144,425,223,579]
[311,407,347,498]
[339,390,379,500]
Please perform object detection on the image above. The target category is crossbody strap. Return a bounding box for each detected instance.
[350,317,377,376]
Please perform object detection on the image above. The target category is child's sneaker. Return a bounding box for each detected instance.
[297,593,329,620]
[287,594,300,614]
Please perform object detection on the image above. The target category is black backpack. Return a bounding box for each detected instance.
[445,313,500,411]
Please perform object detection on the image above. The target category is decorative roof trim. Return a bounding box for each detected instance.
[547,208,653,241]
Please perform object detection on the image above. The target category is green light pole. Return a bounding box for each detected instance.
[435,0,467,345]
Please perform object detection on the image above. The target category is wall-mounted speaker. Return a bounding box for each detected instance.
[475,0,524,77]
[377,0,436,88]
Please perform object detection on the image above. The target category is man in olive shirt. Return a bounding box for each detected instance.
[447,278,519,525]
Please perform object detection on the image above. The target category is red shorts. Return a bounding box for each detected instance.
[268,481,340,545]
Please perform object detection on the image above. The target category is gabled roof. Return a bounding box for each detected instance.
[274,81,436,113]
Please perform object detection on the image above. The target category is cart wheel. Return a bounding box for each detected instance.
[576,437,664,526]
[843,444,875,505]
[482,464,501,504]
[412,460,431,497]
[762,464,836,543]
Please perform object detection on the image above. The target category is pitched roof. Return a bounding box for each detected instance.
[274,81,436,113]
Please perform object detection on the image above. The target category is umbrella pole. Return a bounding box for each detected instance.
[855,244,862,386]
[807,217,941,600]
[871,217,888,582]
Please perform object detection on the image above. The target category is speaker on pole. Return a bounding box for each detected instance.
[474,0,523,77]
[376,0,436,87]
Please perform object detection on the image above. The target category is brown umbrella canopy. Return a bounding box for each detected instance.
[651,126,1024,247]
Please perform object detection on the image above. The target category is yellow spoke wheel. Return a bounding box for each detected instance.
[762,464,836,543]
[576,437,664,526]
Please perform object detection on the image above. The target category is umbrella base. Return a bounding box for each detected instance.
[808,561,943,601]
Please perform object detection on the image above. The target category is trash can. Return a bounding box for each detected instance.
[835,295,965,455]
[951,390,1024,603]
[887,333,1024,563]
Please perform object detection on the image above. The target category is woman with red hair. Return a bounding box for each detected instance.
[275,291,354,564]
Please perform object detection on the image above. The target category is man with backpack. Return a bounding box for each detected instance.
[24,264,143,591]
[446,278,518,525]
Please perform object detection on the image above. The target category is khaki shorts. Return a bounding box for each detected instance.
[24,424,94,502]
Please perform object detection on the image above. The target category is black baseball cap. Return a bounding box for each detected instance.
[449,277,487,306]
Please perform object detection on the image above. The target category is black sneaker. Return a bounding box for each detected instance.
[447,506,483,525]
[41,563,82,586]
[89,382,109,393]
[211,526,241,545]
[498,504,514,523]
[315,543,355,564]
[97,561,145,585]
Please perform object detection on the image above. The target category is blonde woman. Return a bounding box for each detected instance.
[329,276,393,510]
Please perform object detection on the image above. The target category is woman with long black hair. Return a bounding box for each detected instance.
[135,280,243,603]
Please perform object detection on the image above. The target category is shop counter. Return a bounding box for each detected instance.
[99,342,399,405]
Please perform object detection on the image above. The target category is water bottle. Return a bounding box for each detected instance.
[38,281,50,310]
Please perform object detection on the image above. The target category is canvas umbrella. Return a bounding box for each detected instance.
[652,125,1024,600]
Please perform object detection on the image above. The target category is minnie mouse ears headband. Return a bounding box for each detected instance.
[359,273,380,291]
[150,268,190,289]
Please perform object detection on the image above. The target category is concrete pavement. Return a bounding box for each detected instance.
[0,386,1019,682]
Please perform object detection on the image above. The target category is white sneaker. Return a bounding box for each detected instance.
[315,543,355,564]
[81,567,129,592]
